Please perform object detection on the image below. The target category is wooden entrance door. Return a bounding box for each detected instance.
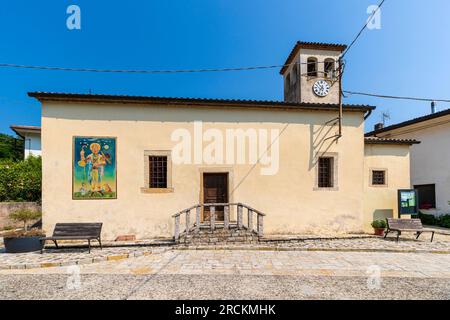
[203,173,228,222]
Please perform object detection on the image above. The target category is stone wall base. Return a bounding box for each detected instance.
[0,202,41,230]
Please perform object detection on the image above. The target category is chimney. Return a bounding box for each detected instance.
[431,101,436,114]
[374,123,384,131]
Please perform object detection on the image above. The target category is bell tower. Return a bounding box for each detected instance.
[281,41,346,104]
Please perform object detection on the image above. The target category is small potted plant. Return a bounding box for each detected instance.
[371,219,387,236]
[2,209,45,253]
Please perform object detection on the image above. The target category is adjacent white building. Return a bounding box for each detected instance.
[10,125,42,158]
[366,108,450,216]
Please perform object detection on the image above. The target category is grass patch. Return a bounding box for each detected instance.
[73,191,116,199]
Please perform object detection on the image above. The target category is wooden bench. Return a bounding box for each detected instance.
[384,218,435,242]
[40,223,103,253]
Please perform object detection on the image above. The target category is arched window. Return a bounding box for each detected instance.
[291,64,297,84]
[324,58,335,79]
[307,57,318,77]
[285,73,291,87]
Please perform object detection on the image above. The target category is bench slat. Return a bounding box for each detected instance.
[387,218,423,230]
[52,223,102,237]
[42,236,99,240]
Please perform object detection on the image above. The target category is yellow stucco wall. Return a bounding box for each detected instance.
[363,144,412,232]
[41,101,374,239]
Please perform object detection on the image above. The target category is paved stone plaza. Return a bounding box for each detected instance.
[0,245,170,270]
[1,234,450,270]
[1,244,450,299]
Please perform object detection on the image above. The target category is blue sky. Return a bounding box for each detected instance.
[1,0,449,135]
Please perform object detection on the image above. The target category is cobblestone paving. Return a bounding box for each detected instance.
[16,249,446,278]
[1,274,449,300]
[0,246,169,270]
[1,248,450,299]
[1,234,450,270]
[184,233,450,252]
[260,233,450,252]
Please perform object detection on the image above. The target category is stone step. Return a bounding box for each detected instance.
[185,233,256,238]
[177,226,260,245]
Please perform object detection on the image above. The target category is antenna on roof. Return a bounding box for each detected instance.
[431,101,437,114]
[381,111,390,126]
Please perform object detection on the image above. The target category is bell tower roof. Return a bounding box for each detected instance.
[280,41,347,75]
[281,41,347,104]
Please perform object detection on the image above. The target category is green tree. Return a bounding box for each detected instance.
[0,156,41,202]
[9,208,42,231]
[0,133,24,161]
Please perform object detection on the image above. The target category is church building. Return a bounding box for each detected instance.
[30,41,418,240]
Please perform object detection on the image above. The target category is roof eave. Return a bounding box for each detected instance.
[364,139,421,146]
[28,92,375,113]
[280,41,347,75]
[10,126,24,139]
[10,125,41,138]
[365,109,450,137]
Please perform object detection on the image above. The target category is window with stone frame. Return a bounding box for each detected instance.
[291,64,298,84]
[318,157,334,188]
[307,57,318,77]
[149,156,168,188]
[324,58,335,79]
[371,170,386,186]
[142,151,173,193]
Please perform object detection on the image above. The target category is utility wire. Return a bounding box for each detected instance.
[343,90,450,103]
[341,0,386,58]
[0,62,286,74]
[0,60,334,75]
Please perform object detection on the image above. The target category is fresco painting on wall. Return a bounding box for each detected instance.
[73,137,117,199]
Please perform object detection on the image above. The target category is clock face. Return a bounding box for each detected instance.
[313,80,330,97]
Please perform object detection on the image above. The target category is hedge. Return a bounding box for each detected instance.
[0,156,41,202]
[419,212,450,229]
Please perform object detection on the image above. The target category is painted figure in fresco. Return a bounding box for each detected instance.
[79,182,87,196]
[102,183,112,193]
[78,143,107,193]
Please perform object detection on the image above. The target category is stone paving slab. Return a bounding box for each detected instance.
[180,233,450,253]
[4,249,450,279]
[1,234,450,270]
[2,249,450,299]
[0,246,169,270]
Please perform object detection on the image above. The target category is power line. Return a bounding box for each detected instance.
[343,90,450,103]
[341,0,386,58]
[0,60,335,75]
[0,62,286,74]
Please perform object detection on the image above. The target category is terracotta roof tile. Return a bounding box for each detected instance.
[365,108,450,136]
[280,41,347,75]
[364,137,420,145]
[28,92,375,113]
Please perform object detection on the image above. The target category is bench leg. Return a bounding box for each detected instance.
[416,232,422,240]
[396,231,400,242]
[40,240,45,254]
[431,232,435,243]
[53,240,59,249]
[384,229,389,239]
[88,239,91,253]
[98,238,102,250]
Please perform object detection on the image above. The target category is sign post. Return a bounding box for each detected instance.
[398,189,419,216]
